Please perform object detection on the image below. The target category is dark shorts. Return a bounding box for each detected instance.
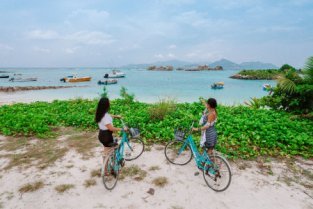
[98,129,114,147]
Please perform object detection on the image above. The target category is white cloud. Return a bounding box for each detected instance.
[33,47,50,53]
[0,43,14,51]
[68,9,109,20]
[26,29,115,46]
[254,25,298,33]
[65,31,115,45]
[65,9,110,29]
[168,44,177,49]
[65,47,79,54]
[156,0,195,5]
[154,53,176,59]
[175,10,234,31]
[27,30,59,40]
[154,54,164,59]
[167,53,176,58]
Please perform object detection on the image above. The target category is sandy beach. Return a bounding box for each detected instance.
[0,132,312,209]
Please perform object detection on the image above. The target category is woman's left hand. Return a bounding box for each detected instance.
[114,115,123,119]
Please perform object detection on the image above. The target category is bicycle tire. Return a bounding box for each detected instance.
[124,137,145,161]
[202,155,232,192]
[164,140,193,165]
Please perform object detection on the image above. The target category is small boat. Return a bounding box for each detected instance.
[262,84,272,91]
[60,76,91,83]
[9,77,37,82]
[98,79,118,85]
[0,74,9,78]
[104,70,125,78]
[211,82,224,89]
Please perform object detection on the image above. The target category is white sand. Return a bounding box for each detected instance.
[0,138,312,209]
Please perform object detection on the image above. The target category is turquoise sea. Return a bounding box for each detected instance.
[0,68,276,105]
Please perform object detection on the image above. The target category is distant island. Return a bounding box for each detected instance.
[147,66,174,71]
[230,64,299,80]
[183,65,223,71]
[147,64,223,71]
[123,58,277,70]
[230,69,280,80]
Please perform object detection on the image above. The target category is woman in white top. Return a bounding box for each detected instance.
[95,97,126,156]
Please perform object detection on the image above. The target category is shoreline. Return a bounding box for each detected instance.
[230,74,276,80]
[0,95,245,107]
[0,85,87,93]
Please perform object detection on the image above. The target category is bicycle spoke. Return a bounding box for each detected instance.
[203,155,232,192]
[102,151,119,190]
[124,138,144,161]
[165,140,193,165]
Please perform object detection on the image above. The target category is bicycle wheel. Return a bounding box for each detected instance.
[165,140,192,165]
[202,155,232,192]
[102,151,120,190]
[124,137,145,161]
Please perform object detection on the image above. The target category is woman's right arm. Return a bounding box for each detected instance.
[105,124,122,132]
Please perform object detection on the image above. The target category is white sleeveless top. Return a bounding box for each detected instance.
[98,113,113,130]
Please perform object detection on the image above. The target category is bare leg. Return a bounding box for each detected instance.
[103,146,114,176]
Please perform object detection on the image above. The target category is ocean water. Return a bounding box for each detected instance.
[0,68,276,105]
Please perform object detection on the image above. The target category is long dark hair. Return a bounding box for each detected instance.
[207,98,217,114]
[95,97,110,123]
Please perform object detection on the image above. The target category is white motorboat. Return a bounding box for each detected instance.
[104,70,125,78]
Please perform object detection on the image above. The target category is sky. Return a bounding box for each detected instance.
[0,0,312,68]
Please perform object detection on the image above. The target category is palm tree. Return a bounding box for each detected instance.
[276,68,301,94]
[276,56,313,94]
[303,56,313,84]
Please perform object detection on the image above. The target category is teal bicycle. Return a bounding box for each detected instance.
[164,122,232,192]
[102,119,144,190]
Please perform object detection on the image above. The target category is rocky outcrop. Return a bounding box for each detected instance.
[147,65,174,71]
[0,86,81,93]
[185,65,223,71]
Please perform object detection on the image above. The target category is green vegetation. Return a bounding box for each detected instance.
[0,98,312,159]
[148,98,177,120]
[279,64,296,72]
[259,57,313,114]
[100,86,108,98]
[120,86,135,104]
[234,63,300,80]
[235,69,281,80]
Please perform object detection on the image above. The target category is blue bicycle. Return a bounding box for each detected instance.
[164,122,232,192]
[102,120,144,190]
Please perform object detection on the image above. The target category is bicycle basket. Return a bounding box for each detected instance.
[129,128,140,138]
[174,130,186,141]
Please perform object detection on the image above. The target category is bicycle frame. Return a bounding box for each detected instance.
[178,134,212,170]
[111,131,133,172]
